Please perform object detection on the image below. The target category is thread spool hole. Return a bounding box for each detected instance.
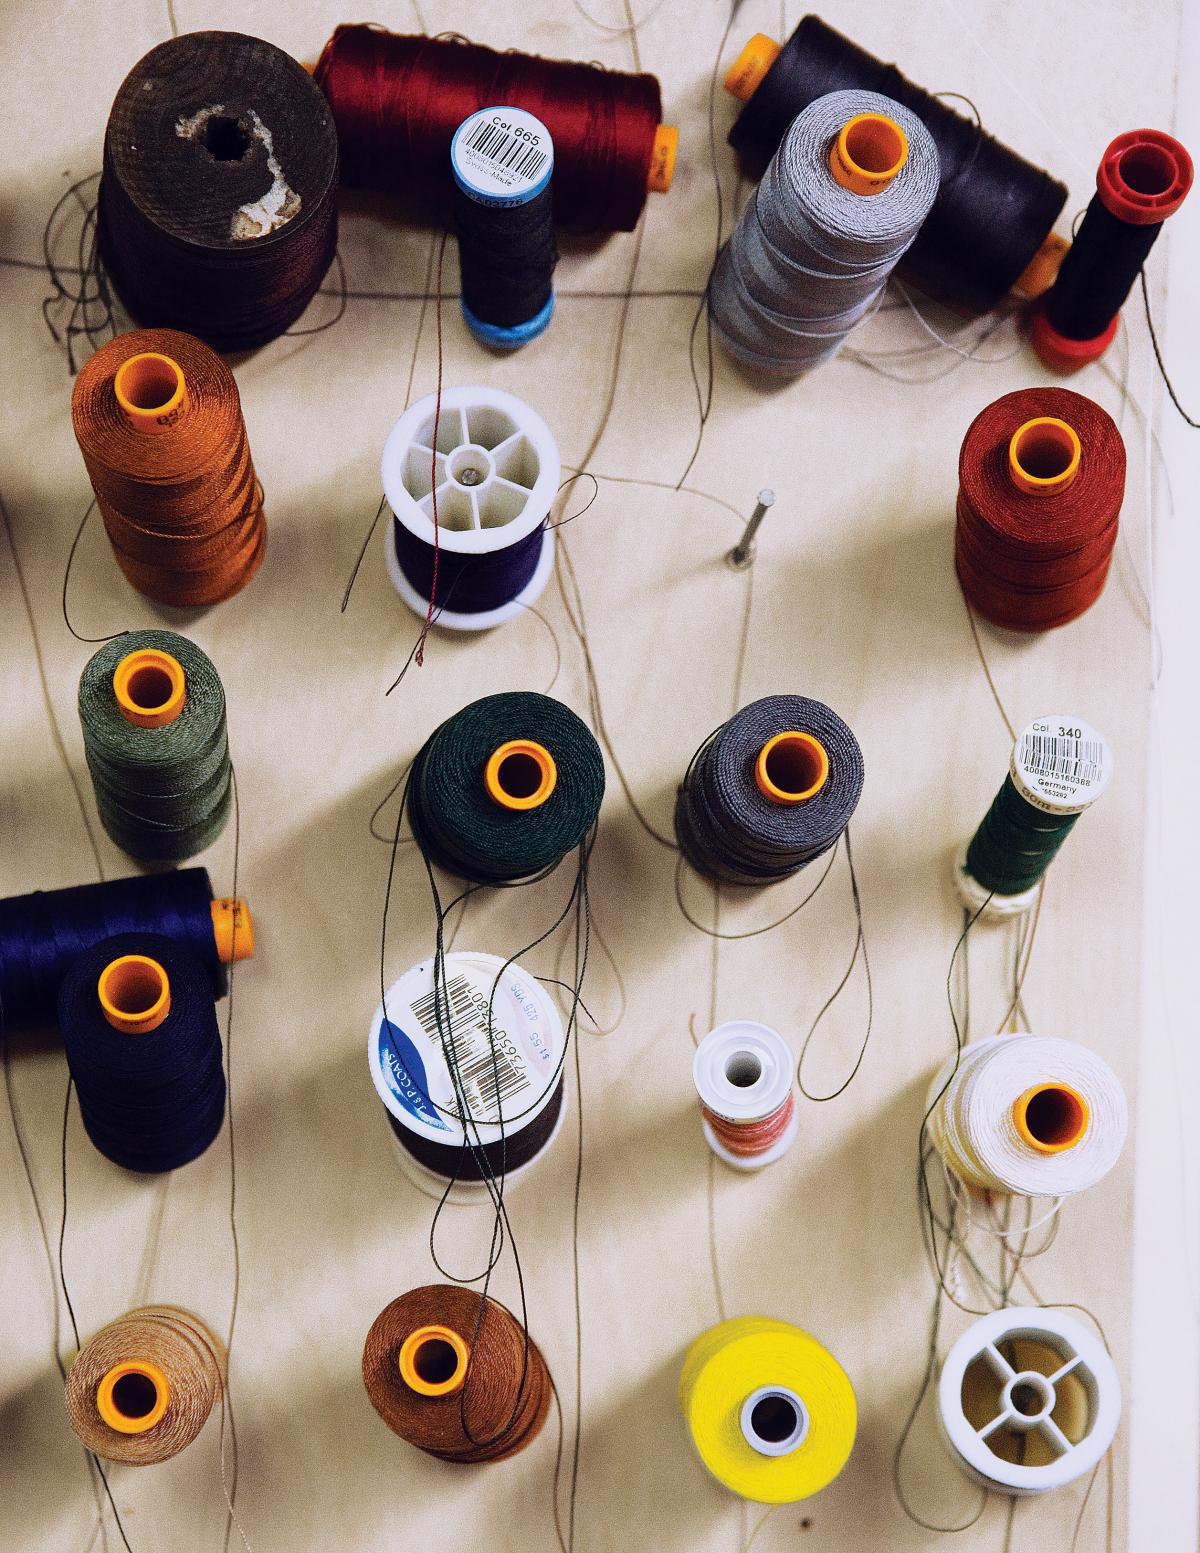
[412,1337,461,1387]
[1023,1086,1086,1149]
[750,1394,798,1443]
[498,751,544,800]
[111,1371,160,1421]
[724,1051,763,1088]
[202,114,251,162]
[125,663,175,713]
[1117,143,1177,197]
[102,959,166,1018]
[1012,422,1076,482]
[844,115,906,177]
[116,355,183,413]
[758,732,829,802]
[448,445,493,490]
[1009,1378,1050,1418]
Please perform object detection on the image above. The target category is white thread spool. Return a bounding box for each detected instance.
[693,1021,798,1171]
[954,715,1114,920]
[926,1034,1127,1198]
[367,950,566,1204]
[938,1307,1120,1494]
[381,385,560,630]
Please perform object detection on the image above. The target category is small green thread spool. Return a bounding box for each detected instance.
[78,630,232,862]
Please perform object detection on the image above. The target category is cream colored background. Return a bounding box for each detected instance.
[0,1,1188,1549]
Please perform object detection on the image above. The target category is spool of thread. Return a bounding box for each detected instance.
[382,385,561,629]
[363,1284,551,1462]
[711,89,939,375]
[407,692,605,883]
[693,1022,797,1172]
[369,950,566,1202]
[314,25,677,233]
[926,1034,1127,1199]
[725,19,1069,313]
[675,696,864,886]
[954,715,1113,918]
[59,932,227,1172]
[679,1317,856,1503]
[78,630,232,862]
[72,328,266,607]
[938,1306,1121,1494]
[955,388,1125,632]
[65,1305,225,1465]
[451,107,557,349]
[1032,130,1193,371]
[0,869,251,1028]
[97,30,338,351]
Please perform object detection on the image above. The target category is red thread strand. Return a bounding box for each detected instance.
[313,25,662,233]
[701,1094,796,1159]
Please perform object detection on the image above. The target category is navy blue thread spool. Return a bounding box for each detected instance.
[58,931,226,1173]
[450,106,556,349]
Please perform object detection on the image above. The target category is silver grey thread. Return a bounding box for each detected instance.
[711,89,940,375]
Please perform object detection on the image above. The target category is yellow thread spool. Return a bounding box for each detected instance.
[648,126,679,193]
[1013,1083,1090,1154]
[95,1360,171,1434]
[1008,418,1081,495]
[829,113,908,195]
[679,1317,856,1503]
[754,733,829,804]
[97,956,171,1035]
[210,897,256,964]
[113,352,189,433]
[398,1325,470,1397]
[112,648,187,729]
[724,34,782,102]
[484,740,558,811]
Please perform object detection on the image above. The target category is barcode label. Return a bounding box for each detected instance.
[1011,717,1113,815]
[1018,733,1106,786]
[411,974,528,1118]
[464,120,549,183]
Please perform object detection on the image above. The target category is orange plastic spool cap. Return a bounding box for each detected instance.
[484,740,558,811]
[649,126,679,193]
[724,34,782,102]
[754,732,830,804]
[829,114,908,196]
[1007,417,1081,496]
[398,1326,470,1397]
[112,648,187,729]
[97,955,171,1034]
[210,897,256,964]
[113,352,189,433]
[96,1360,171,1433]
[1013,1083,1090,1153]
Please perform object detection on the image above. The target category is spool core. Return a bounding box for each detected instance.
[1013,1083,1089,1153]
[648,125,679,193]
[724,34,782,101]
[113,352,189,432]
[739,1385,809,1457]
[755,732,829,804]
[97,955,171,1035]
[96,1360,170,1433]
[485,740,558,810]
[398,1325,470,1397]
[210,897,256,963]
[112,648,187,729]
[1007,417,1081,495]
[1097,129,1193,224]
[829,114,909,195]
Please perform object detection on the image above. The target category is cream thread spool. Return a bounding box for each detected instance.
[938,1307,1120,1494]
[693,1021,797,1171]
[926,1034,1127,1199]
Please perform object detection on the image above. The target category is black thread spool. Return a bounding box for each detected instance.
[724,18,1068,314]
[97,31,339,352]
[451,107,558,349]
[1031,129,1193,372]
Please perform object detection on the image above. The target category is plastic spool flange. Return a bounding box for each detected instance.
[387,1095,569,1205]
[693,1020,798,1171]
[952,842,1042,921]
[938,1307,1120,1495]
[381,385,560,631]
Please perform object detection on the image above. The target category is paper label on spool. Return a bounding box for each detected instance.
[368,952,563,1145]
[1010,716,1113,815]
[451,107,554,206]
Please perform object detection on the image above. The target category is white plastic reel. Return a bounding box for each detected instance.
[938,1306,1121,1495]
[388,1093,568,1206]
[381,385,560,631]
[693,1020,798,1172]
[952,843,1041,922]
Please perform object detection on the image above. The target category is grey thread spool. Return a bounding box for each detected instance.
[711,89,939,375]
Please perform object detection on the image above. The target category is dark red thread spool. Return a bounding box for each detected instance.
[313,25,676,233]
[955,387,1125,633]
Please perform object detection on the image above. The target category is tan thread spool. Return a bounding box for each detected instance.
[65,1305,225,1465]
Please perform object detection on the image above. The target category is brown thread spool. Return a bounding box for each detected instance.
[71,327,266,607]
[65,1306,225,1465]
[362,1285,551,1463]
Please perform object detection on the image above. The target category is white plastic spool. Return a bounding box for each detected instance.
[938,1307,1121,1495]
[693,1021,798,1171]
[381,385,560,631]
[954,714,1113,921]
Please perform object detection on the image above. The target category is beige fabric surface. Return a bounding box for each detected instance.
[0,1,1178,1549]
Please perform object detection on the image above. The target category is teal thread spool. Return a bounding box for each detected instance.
[406,692,604,883]
[78,630,232,862]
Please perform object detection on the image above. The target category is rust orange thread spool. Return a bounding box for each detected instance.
[71,327,266,607]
